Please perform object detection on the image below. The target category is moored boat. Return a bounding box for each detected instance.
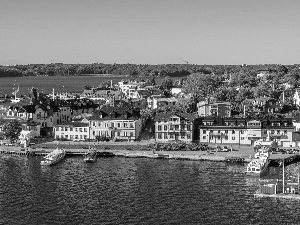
[40,148,66,166]
[246,148,270,176]
[83,149,97,163]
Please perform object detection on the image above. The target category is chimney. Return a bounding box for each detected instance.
[243,105,246,118]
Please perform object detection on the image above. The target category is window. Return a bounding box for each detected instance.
[79,128,83,132]
[130,132,133,136]
[187,134,191,139]
[75,128,78,132]
[203,136,206,140]
[271,130,274,134]
[124,123,128,128]
[158,125,162,131]
[93,131,95,135]
[164,125,167,131]
[203,130,206,134]
[210,130,213,133]
[170,125,174,130]
[170,134,174,139]
[84,128,87,132]
[117,123,121,128]
[130,123,134,128]
[225,136,228,140]
[124,132,127,136]
[60,127,64,131]
[80,135,82,139]
[70,135,74,139]
[284,130,287,134]
[187,125,191,131]
[218,130,220,134]
[217,136,220,140]
[232,137,235,140]
[65,127,68,131]
[232,130,235,134]
[175,125,179,130]
[75,135,78,139]
[65,135,68,139]
[264,130,267,134]
[225,130,228,134]
[98,122,102,127]
[111,122,114,128]
[240,130,244,134]
[277,130,280,134]
[241,137,244,140]
[117,132,120,136]
[164,133,168,139]
[181,134,185,139]
[92,122,95,126]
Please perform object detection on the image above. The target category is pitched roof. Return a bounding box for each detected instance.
[154,112,196,122]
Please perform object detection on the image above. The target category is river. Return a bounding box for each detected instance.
[0,155,299,224]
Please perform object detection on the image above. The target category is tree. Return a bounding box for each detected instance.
[2,120,22,143]
[160,76,173,90]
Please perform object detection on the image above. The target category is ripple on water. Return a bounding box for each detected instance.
[0,156,300,224]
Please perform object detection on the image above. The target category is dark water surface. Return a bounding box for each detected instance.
[1,156,300,225]
[0,76,169,95]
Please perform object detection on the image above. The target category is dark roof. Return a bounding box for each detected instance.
[89,106,140,121]
[54,122,89,127]
[154,113,196,122]
[22,105,36,113]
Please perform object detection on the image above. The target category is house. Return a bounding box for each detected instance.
[54,122,90,141]
[171,88,182,96]
[19,121,41,145]
[147,97,177,109]
[197,97,231,117]
[199,117,294,147]
[118,81,145,99]
[88,106,142,141]
[154,113,196,142]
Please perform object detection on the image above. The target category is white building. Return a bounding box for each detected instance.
[54,122,90,141]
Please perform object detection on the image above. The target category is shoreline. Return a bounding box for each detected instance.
[0,143,254,163]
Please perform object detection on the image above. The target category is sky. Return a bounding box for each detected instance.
[1,0,300,65]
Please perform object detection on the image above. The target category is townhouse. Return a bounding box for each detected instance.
[88,106,142,141]
[199,117,294,147]
[154,113,196,142]
[147,97,177,109]
[54,122,90,141]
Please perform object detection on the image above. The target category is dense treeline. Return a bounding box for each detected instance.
[0,63,299,78]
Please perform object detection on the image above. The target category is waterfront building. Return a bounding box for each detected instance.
[154,113,196,142]
[197,97,231,117]
[88,106,142,141]
[54,122,90,141]
[199,117,294,147]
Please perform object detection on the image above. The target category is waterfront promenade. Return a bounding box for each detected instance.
[0,141,255,162]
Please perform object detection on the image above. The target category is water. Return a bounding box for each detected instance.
[0,155,299,225]
[0,76,169,96]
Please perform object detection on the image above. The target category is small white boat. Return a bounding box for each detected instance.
[41,148,66,166]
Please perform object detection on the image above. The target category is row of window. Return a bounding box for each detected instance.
[91,121,134,128]
[157,133,191,139]
[203,136,285,141]
[157,125,191,131]
[203,122,289,127]
[203,130,288,134]
[92,131,134,137]
[56,135,87,139]
[57,127,88,132]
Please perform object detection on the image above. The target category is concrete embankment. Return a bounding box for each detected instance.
[0,144,253,163]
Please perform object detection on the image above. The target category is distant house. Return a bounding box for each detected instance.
[54,122,90,141]
[88,106,142,141]
[199,117,294,147]
[154,113,196,142]
[197,97,231,117]
[147,97,177,109]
